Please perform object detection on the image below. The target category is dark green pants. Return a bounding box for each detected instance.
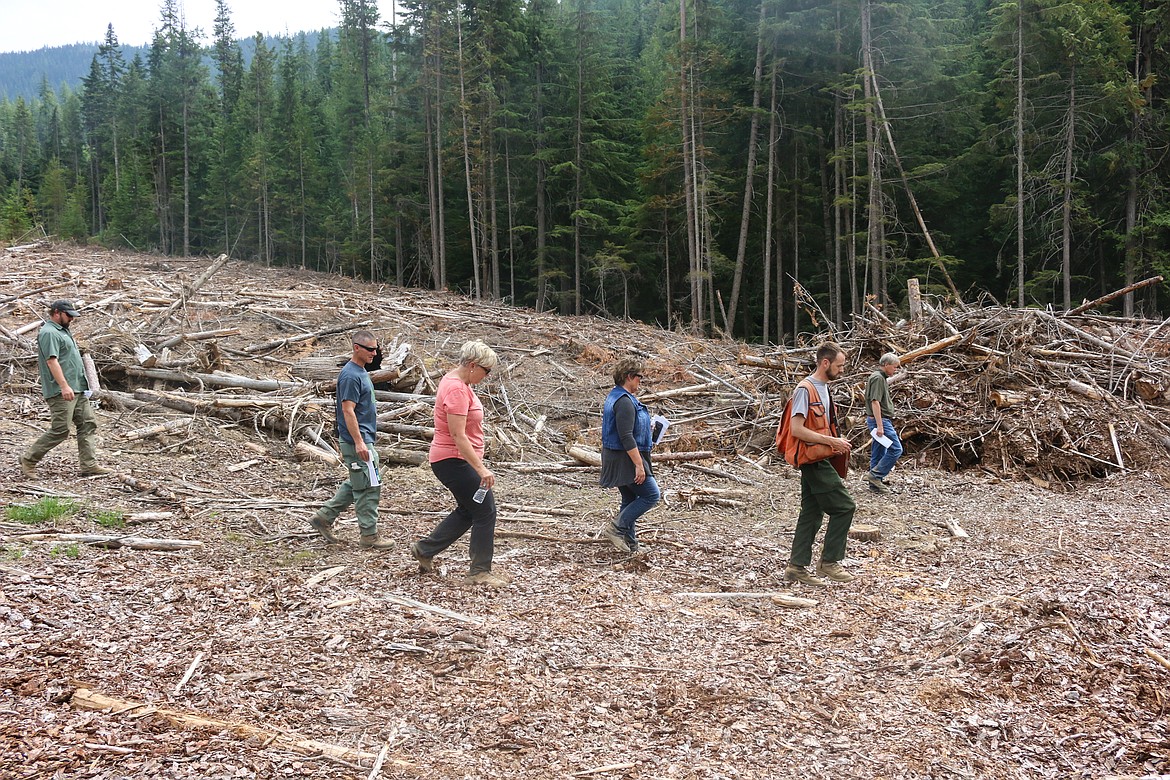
[789,460,856,567]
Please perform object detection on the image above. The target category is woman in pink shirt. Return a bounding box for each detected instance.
[410,340,507,588]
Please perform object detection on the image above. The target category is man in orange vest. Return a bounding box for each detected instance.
[783,342,857,587]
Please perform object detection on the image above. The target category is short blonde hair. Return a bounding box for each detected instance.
[612,358,644,386]
[458,340,499,369]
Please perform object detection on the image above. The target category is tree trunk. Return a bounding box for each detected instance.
[762,62,778,345]
[1062,66,1076,311]
[726,0,767,332]
[456,9,480,299]
[1016,1,1026,307]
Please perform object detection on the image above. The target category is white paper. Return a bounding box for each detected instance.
[650,414,671,446]
[366,459,381,487]
[870,428,893,449]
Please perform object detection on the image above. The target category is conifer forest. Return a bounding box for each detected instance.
[0,0,1167,340]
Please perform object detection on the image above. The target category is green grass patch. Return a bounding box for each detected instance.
[50,543,81,559]
[2,545,25,561]
[5,497,78,525]
[92,509,126,529]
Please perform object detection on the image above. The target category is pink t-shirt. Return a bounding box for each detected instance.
[429,371,485,463]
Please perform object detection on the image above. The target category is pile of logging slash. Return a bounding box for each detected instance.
[2,245,1169,486]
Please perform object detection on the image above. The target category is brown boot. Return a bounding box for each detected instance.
[80,465,113,476]
[359,533,393,550]
[463,571,508,589]
[310,515,341,544]
[18,457,36,479]
[409,542,434,572]
[783,564,827,588]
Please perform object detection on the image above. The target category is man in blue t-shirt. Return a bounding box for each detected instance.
[309,330,391,549]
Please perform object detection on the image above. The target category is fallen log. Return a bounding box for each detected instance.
[652,450,716,462]
[377,421,435,439]
[71,688,395,767]
[245,320,370,354]
[117,473,178,501]
[157,328,241,349]
[898,334,963,365]
[566,445,602,467]
[123,418,193,441]
[1064,275,1164,317]
[8,533,201,551]
[376,447,428,467]
[293,441,341,466]
[126,365,306,393]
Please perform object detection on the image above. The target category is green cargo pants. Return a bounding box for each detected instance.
[314,441,382,536]
[789,459,856,567]
[23,394,99,471]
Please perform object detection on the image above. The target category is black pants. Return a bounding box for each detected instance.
[417,458,496,574]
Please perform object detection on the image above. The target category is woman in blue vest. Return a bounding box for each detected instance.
[599,358,660,553]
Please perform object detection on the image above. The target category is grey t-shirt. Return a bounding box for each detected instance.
[790,377,831,420]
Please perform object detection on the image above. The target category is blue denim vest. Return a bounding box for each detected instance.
[602,386,652,452]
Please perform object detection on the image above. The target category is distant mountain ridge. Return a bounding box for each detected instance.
[0,33,328,101]
[0,43,125,99]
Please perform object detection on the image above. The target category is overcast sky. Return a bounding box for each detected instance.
[0,0,384,54]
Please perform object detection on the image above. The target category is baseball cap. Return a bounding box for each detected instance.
[49,299,81,317]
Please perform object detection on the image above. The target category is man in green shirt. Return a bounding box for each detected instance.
[864,352,903,493]
[19,300,110,478]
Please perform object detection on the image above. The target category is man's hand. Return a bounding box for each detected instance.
[60,385,76,401]
[355,440,370,462]
[828,436,852,455]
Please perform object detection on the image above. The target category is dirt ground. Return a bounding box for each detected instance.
[1,247,1168,779]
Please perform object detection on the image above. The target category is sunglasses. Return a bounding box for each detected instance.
[355,343,378,352]
[479,363,492,375]
[632,373,644,379]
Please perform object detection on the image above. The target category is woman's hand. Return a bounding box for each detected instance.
[633,463,646,485]
[478,468,496,490]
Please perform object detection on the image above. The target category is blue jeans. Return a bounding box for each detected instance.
[615,477,660,546]
[866,417,903,479]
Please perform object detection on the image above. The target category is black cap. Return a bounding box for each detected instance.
[49,299,81,317]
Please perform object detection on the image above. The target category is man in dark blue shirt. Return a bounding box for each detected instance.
[309,330,391,549]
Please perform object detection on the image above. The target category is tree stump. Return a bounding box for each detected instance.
[849,524,881,542]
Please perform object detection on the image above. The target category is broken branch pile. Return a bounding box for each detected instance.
[3,249,1170,486]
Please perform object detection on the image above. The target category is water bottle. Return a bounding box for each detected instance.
[472,486,489,504]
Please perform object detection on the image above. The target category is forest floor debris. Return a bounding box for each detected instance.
[0,245,1167,779]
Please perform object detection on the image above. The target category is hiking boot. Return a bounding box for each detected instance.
[80,465,112,476]
[817,560,856,583]
[599,523,631,553]
[310,515,341,544]
[359,533,394,550]
[409,542,434,573]
[783,564,827,588]
[18,457,36,479]
[463,571,509,589]
[866,472,890,493]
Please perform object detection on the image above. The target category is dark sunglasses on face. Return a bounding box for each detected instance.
[632,373,644,380]
[479,363,492,375]
[355,343,378,352]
